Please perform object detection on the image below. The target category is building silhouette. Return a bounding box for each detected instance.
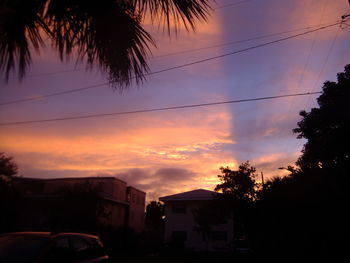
[13,177,145,233]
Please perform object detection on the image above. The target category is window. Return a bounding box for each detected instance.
[47,237,72,261]
[55,238,69,248]
[71,237,89,252]
[70,237,91,260]
[172,202,186,213]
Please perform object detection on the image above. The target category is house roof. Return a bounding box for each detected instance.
[159,189,217,202]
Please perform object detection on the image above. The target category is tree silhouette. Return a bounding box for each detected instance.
[0,153,19,233]
[252,65,350,261]
[215,161,258,203]
[0,152,18,180]
[214,161,258,239]
[294,64,350,173]
[145,201,164,231]
[0,0,212,89]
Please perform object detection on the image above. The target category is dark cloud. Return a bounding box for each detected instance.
[18,165,198,202]
[154,168,196,182]
[106,166,198,202]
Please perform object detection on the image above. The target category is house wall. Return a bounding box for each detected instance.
[163,200,234,251]
[100,201,126,228]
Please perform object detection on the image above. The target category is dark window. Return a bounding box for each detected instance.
[90,238,106,258]
[71,237,89,252]
[55,237,69,248]
[47,237,73,262]
[132,194,136,203]
[172,202,186,213]
[70,237,91,260]
[211,231,227,241]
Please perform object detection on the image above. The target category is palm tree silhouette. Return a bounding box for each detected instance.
[0,0,211,89]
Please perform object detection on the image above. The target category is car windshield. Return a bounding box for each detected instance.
[0,235,50,263]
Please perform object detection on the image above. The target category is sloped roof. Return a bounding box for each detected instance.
[159,189,217,202]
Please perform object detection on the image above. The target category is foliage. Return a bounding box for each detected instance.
[0,153,19,233]
[197,161,259,240]
[215,161,258,203]
[0,0,212,89]
[193,199,231,241]
[251,65,350,261]
[145,201,164,230]
[293,64,350,174]
[0,152,18,179]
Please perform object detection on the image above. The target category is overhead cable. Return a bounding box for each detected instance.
[0,91,321,126]
[0,21,343,107]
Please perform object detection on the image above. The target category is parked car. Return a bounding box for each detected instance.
[0,232,109,263]
[233,239,254,254]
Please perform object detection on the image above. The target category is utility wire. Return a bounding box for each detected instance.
[154,23,332,58]
[5,23,330,80]
[3,0,254,81]
[304,22,342,108]
[296,0,329,93]
[0,92,321,126]
[0,21,343,107]
[285,0,329,116]
[302,9,349,109]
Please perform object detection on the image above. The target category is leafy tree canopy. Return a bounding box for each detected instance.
[0,0,212,89]
[293,64,350,174]
[215,161,258,203]
[0,152,18,179]
[145,201,164,230]
[0,153,18,233]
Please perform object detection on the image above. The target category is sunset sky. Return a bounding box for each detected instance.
[1,0,349,201]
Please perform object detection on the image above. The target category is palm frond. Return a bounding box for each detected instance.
[45,0,154,89]
[1,0,213,88]
[0,0,48,80]
[133,0,212,32]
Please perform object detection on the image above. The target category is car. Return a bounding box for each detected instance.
[0,231,109,263]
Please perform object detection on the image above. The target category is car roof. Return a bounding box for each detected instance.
[2,232,99,240]
[52,232,100,240]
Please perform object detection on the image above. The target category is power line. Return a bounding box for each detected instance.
[5,23,330,80]
[0,91,321,126]
[154,23,332,58]
[0,21,343,107]
[304,22,342,108]
[296,0,329,93]
[3,0,255,81]
[302,9,349,109]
